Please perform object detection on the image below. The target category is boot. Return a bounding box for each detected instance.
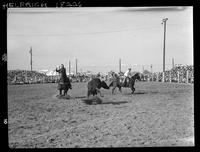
[122,78,126,87]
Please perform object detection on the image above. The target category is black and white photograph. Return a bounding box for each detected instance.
[7,6,194,148]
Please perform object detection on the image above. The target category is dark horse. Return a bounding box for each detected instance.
[109,73,141,94]
[56,65,72,96]
[57,77,72,96]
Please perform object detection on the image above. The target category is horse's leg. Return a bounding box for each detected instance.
[123,79,127,87]
[87,90,90,99]
[59,89,62,96]
[118,85,122,93]
[62,89,64,96]
[112,86,116,95]
[97,88,103,97]
[131,86,135,94]
[64,88,68,96]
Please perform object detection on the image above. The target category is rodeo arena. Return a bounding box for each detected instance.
[8,61,194,148]
[7,8,194,148]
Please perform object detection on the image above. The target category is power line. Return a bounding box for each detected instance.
[8,22,191,37]
[7,26,161,37]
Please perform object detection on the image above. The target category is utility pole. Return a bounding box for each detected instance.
[75,58,78,75]
[29,47,32,71]
[150,64,153,82]
[142,65,144,73]
[69,60,71,76]
[119,58,121,73]
[161,18,168,73]
[172,58,174,69]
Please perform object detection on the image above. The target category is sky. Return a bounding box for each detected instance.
[7,7,193,74]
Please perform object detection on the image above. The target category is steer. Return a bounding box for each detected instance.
[87,78,109,98]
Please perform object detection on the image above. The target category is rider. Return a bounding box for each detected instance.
[56,64,72,95]
[56,64,67,84]
[123,68,132,86]
[111,71,117,78]
[108,71,118,87]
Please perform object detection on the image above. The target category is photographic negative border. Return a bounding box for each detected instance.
[1,0,199,151]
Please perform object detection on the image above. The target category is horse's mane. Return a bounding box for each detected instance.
[131,73,140,78]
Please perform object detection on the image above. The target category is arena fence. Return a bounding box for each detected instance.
[142,70,193,84]
[7,65,193,85]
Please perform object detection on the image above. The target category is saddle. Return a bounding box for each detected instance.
[57,77,72,90]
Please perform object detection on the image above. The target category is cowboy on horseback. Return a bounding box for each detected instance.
[109,68,141,94]
[123,68,132,87]
[56,64,71,96]
[56,64,67,84]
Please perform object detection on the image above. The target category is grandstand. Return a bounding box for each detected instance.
[141,65,193,83]
[7,70,55,85]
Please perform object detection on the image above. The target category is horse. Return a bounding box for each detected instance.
[87,78,109,98]
[109,73,141,94]
[57,77,72,96]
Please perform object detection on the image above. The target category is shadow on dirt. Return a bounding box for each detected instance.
[56,94,71,99]
[123,91,159,95]
[134,92,147,94]
[148,91,159,94]
[101,101,129,105]
[82,97,129,105]
[74,96,87,99]
[123,92,146,95]
[82,96,102,105]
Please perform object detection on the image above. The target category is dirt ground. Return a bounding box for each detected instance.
[8,81,194,148]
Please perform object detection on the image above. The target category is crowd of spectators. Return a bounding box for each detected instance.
[7,70,98,85]
[7,70,56,85]
[141,65,193,83]
[7,65,193,85]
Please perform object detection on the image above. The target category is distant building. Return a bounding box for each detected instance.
[46,70,59,76]
[38,70,48,75]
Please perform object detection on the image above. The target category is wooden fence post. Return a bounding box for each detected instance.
[186,70,189,83]
[177,71,180,83]
[162,72,165,82]
[35,76,37,83]
[25,74,27,84]
[13,75,17,83]
[157,73,159,82]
